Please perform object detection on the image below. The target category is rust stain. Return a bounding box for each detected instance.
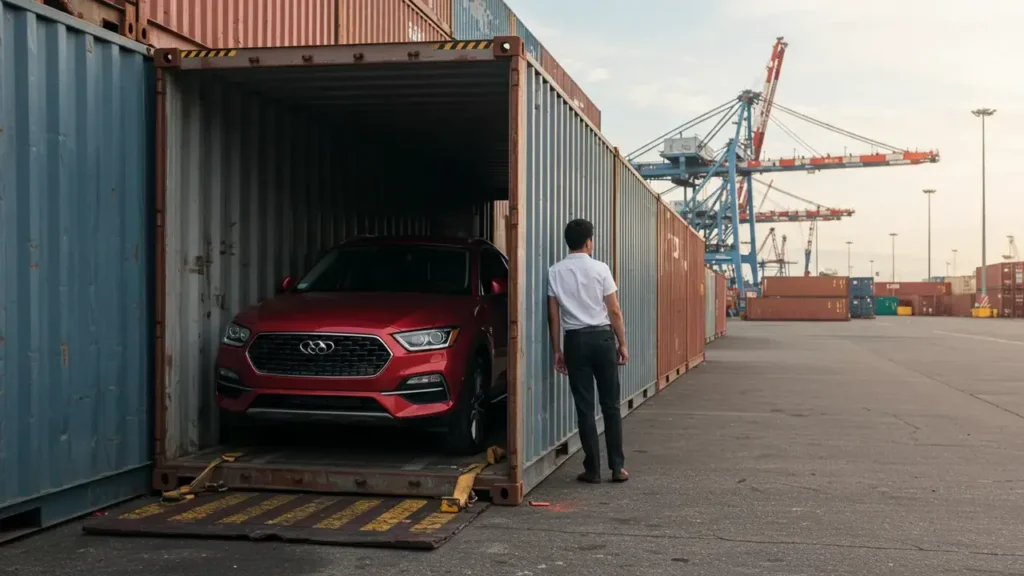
[61,342,69,366]
[187,255,205,275]
[29,264,39,270]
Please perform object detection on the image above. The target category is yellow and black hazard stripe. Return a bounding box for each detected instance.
[435,40,493,51]
[180,49,238,59]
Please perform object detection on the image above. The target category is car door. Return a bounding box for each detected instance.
[479,247,510,395]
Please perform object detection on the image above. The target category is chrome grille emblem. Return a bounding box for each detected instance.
[299,340,335,355]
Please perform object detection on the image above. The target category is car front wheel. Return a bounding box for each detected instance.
[447,355,488,456]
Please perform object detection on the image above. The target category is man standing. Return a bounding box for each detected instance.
[547,219,630,483]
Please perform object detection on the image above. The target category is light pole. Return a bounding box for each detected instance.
[952,249,958,276]
[923,189,936,278]
[870,259,875,278]
[973,108,995,299]
[846,241,853,276]
[890,233,898,281]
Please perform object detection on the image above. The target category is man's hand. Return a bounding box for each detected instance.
[554,351,567,374]
[617,344,629,365]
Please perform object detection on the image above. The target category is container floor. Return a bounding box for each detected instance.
[156,407,509,499]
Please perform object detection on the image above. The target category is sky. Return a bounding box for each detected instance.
[506,0,1023,282]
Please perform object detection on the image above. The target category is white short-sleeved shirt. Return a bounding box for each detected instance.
[547,253,618,331]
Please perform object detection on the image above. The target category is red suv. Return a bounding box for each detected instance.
[214,237,509,454]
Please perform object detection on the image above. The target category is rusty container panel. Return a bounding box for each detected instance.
[656,204,688,386]
[614,156,659,405]
[0,0,152,535]
[761,276,849,298]
[715,273,727,336]
[144,0,336,48]
[490,200,510,256]
[873,281,950,298]
[338,0,451,44]
[746,298,850,321]
[687,228,705,365]
[949,294,974,317]
[538,45,602,130]
[910,295,939,316]
[975,263,1018,293]
[451,0,514,39]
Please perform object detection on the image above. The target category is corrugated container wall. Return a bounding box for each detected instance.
[704,269,715,343]
[451,0,514,39]
[715,272,727,336]
[539,45,601,129]
[614,157,658,407]
[521,62,619,489]
[686,228,705,366]
[656,204,688,387]
[337,0,451,44]
[0,0,152,536]
[746,298,849,321]
[145,0,336,48]
[516,21,541,61]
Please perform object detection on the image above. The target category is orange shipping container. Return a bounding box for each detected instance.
[873,281,949,297]
[746,297,849,321]
[657,203,688,388]
[337,0,451,44]
[761,276,849,298]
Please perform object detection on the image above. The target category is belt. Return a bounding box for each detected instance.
[565,325,611,334]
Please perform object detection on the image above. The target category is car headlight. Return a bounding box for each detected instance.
[393,327,459,352]
[221,323,252,347]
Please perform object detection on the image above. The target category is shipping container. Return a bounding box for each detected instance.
[849,277,874,299]
[337,0,451,44]
[874,281,949,298]
[656,203,690,388]
[539,45,601,129]
[450,0,514,39]
[613,156,659,415]
[850,297,875,319]
[948,294,974,317]
[949,275,976,296]
[761,276,849,298]
[150,37,669,506]
[687,228,705,367]
[745,297,849,321]
[910,295,939,316]
[704,269,715,343]
[0,0,153,539]
[875,296,899,316]
[715,272,727,336]
[975,262,1021,294]
[982,291,1020,319]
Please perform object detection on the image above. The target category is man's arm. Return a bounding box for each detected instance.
[602,265,627,349]
[547,296,562,354]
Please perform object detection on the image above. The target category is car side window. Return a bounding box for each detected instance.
[480,248,508,295]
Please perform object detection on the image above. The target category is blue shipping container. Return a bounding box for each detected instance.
[851,297,875,319]
[451,0,514,40]
[0,0,153,538]
[850,277,874,299]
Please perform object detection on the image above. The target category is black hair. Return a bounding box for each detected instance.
[564,219,594,251]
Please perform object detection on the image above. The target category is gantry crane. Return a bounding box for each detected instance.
[1003,236,1018,261]
[626,36,939,310]
[757,227,795,277]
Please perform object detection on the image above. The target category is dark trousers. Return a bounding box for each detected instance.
[564,326,624,475]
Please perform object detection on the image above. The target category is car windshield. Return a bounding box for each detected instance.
[294,244,471,295]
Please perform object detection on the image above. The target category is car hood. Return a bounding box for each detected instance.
[234,291,475,333]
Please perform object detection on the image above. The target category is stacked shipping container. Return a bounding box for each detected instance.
[1,0,729,537]
[747,277,850,321]
[975,262,1024,318]
[849,277,875,319]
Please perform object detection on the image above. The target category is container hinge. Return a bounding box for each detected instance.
[509,208,518,226]
[509,321,518,340]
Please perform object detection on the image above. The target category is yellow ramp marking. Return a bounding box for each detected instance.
[265,497,337,526]
[217,494,298,524]
[119,501,178,520]
[169,493,254,522]
[314,499,382,530]
[359,499,428,532]
[410,512,458,533]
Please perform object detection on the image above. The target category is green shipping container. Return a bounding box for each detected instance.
[875,296,899,316]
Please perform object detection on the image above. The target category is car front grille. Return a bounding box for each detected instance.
[246,333,392,377]
[248,394,387,414]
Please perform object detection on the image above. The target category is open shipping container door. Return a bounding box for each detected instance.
[143,38,665,512]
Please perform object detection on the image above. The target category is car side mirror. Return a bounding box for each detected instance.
[490,277,508,295]
[277,275,294,293]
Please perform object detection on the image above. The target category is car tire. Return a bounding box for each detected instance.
[447,354,489,456]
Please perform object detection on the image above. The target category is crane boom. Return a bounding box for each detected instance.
[738,37,788,210]
[804,220,815,276]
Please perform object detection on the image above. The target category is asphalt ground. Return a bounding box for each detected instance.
[5,317,1024,575]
